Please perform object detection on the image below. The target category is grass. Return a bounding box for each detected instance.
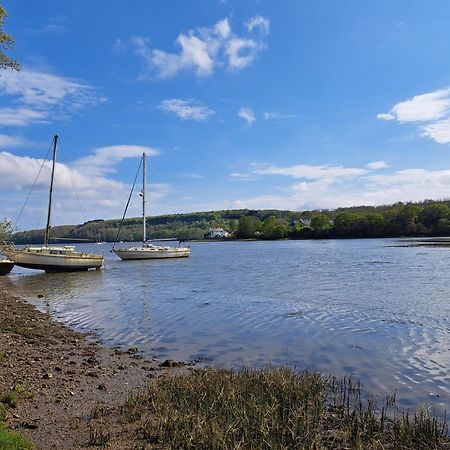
[0,390,33,450]
[0,426,32,450]
[89,367,449,449]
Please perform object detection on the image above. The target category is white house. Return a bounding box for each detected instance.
[204,227,230,238]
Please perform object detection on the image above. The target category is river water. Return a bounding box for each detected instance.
[2,239,450,412]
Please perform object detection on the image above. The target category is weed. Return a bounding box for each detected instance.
[116,368,449,449]
[0,426,33,449]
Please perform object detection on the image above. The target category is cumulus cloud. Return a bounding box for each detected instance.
[378,88,450,144]
[227,164,450,212]
[238,107,256,125]
[0,68,105,127]
[0,147,167,228]
[159,98,215,121]
[131,16,270,78]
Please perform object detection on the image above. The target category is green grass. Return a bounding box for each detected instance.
[0,427,32,450]
[106,368,448,449]
[0,392,17,409]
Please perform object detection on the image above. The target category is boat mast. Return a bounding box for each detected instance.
[44,134,58,247]
[142,152,147,244]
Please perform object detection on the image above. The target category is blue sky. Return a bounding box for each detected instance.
[2,0,450,229]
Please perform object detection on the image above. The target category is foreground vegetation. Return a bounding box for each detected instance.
[0,402,32,450]
[89,368,448,449]
[10,199,450,243]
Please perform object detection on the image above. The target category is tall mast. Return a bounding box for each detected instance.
[44,134,58,247]
[142,152,147,244]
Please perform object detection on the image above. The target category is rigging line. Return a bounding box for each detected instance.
[58,139,86,223]
[112,157,143,249]
[13,139,53,231]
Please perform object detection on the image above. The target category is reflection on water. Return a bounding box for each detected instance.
[2,239,450,412]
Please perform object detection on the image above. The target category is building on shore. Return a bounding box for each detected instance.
[204,227,230,239]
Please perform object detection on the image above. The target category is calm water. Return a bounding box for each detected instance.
[2,239,450,412]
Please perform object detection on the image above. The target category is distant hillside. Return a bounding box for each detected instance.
[12,199,450,244]
[12,209,303,244]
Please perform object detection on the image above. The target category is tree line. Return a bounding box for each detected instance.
[7,201,450,244]
[236,202,450,239]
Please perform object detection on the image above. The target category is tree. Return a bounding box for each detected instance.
[418,204,450,230]
[0,219,13,242]
[332,212,359,237]
[236,216,261,238]
[261,216,288,239]
[0,5,21,72]
[310,213,331,235]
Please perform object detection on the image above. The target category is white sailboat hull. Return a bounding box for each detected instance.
[5,246,104,272]
[113,246,190,260]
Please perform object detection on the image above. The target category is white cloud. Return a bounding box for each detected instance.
[226,38,257,70]
[377,113,395,121]
[390,89,450,123]
[159,98,215,121]
[0,108,49,127]
[421,119,450,144]
[366,161,390,170]
[0,68,105,127]
[254,164,368,179]
[227,166,450,212]
[74,145,158,176]
[0,134,32,149]
[0,148,168,228]
[131,16,270,79]
[246,15,270,35]
[378,88,450,144]
[238,107,256,125]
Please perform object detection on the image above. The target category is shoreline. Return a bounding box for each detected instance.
[1,288,449,449]
[0,288,184,449]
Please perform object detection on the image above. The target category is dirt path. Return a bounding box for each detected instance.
[0,288,175,449]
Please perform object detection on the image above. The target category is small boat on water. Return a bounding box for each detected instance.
[113,243,190,260]
[113,152,190,260]
[4,135,104,272]
[0,258,14,276]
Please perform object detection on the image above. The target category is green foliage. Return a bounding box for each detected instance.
[261,216,288,239]
[0,5,20,72]
[12,200,450,243]
[418,204,450,228]
[0,220,12,243]
[310,213,331,235]
[236,215,262,238]
[0,426,33,449]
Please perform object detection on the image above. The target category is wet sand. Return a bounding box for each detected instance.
[0,288,179,449]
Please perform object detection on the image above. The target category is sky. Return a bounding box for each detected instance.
[2,0,450,230]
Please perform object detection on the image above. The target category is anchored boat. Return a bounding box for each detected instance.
[5,135,104,272]
[113,152,190,260]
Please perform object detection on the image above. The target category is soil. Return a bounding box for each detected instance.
[0,287,182,449]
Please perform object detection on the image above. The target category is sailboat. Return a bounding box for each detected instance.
[112,152,190,260]
[4,135,104,272]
